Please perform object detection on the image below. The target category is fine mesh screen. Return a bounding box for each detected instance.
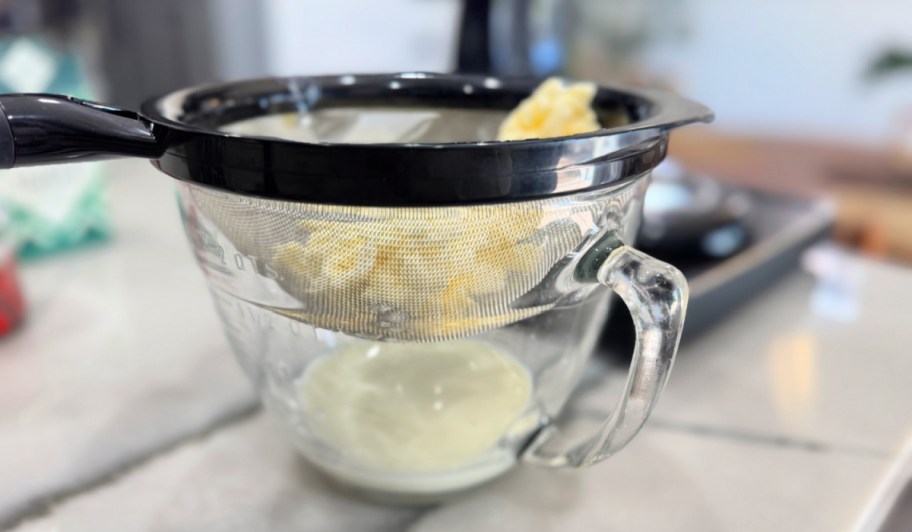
[219,107,509,144]
[187,95,645,341]
[187,182,642,342]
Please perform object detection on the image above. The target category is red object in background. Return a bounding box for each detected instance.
[0,247,24,336]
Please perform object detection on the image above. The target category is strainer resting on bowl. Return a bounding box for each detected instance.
[0,73,707,342]
[0,74,712,491]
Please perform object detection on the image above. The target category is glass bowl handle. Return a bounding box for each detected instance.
[523,234,688,468]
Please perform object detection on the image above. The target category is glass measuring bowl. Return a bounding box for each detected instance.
[0,73,710,498]
[177,172,682,498]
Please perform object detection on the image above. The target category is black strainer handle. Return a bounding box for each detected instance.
[0,94,168,169]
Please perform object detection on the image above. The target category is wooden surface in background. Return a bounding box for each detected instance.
[669,130,912,262]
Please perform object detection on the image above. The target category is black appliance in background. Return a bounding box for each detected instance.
[457,0,565,77]
[601,181,833,356]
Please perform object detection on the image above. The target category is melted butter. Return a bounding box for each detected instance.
[296,340,531,472]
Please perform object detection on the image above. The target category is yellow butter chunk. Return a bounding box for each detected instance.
[264,204,548,338]
[497,77,601,141]
[272,227,377,292]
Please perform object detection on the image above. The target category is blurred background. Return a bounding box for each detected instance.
[2,0,908,336]
[8,0,910,140]
[2,0,911,263]
[1,2,911,530]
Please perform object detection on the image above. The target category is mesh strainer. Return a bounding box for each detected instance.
[0,73,711,342]
[183,179,644,341]
[0,73,715,482]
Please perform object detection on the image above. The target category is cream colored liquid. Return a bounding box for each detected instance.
[296,340,531,478]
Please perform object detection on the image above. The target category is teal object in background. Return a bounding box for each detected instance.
[0,36,111,259]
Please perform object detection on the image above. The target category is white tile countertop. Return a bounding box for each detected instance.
[3,160,912,531]
[0,161,257,529]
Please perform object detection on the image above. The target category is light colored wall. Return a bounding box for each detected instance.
[649,0,912,141]
[261,0,461,76]
[255,0,912,142]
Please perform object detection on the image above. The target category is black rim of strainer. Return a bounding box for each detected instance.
[141,73,713,206]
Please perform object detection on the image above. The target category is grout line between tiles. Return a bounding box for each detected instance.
[647,418,889,458]
[2,402,261,531]
[570,407,889,459]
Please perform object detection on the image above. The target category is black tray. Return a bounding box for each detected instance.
[601,186,835,356]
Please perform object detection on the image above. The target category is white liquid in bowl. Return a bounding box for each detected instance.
[295,339,532,493]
